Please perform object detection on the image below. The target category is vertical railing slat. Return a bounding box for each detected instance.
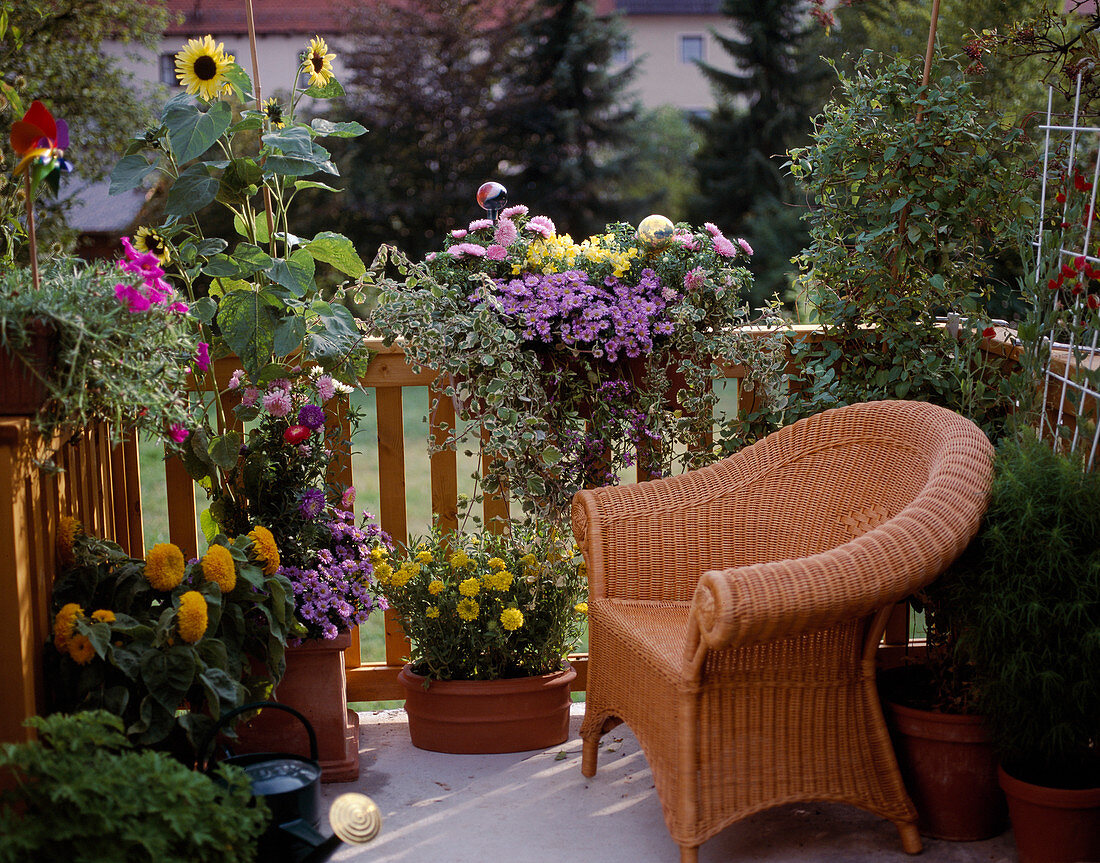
[376,386,409,667]
[429,383,458,536]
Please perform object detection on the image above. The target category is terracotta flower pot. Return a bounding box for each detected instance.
[999,764,1100,863]
[398,663,576,754]
[884,699,1007,840]
[234,630,360,782]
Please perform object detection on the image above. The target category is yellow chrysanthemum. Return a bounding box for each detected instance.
[133,226,171,265]
[519,553,537,568]
[177,591,208,644]
[416,550,434,564]
[390,566,413,588]
[301,36,336,89]
[374,561,394,584]
[428,579,445,595]
[458,577,480,597]
[456,598,479,622]
[91,609,116,624]
[53,602,83,652]
[248,525,281,576]
[145,543,185,591]
[57,515,79,567]
[370,547,389,564]
[487,557,506,571]
[201,543,237,593]
[262,96,285,129]
[484,569,514,591]
[68,634,95,665]
[425,605,440,619]
[175,35,235,101]
[574,602,588,615]
[500,607,524,631]
[449,550,471,569]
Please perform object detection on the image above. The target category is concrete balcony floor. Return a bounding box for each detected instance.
[324,704,1016,863]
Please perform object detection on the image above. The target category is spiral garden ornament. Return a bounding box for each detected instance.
[329,792,382,845]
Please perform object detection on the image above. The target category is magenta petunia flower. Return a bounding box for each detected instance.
[194,341,211,372]
[169,423,190,443]
[115,282,151,313]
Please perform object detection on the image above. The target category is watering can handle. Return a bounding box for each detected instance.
[196,700,320,772]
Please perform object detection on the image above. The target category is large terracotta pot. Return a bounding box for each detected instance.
[398,663,576,754]
[884,699,1007,840]
[235,630,360,782]
[999,764,1100,863]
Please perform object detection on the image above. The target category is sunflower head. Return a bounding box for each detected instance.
[175,35,235,101]
[301,36,336,89]
[262,97,286,129]
[134,226,171,265]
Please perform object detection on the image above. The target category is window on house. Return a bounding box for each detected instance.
[159,53,179,87]
[679,35,704,64]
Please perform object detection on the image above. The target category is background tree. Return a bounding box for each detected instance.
[690,0,828,310]
[0,0,171,254]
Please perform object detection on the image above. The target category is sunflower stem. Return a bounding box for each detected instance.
[244,0,276,242]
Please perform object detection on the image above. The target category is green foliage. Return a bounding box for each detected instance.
[0,0,171,258]
[109,45,371,384]
[0,711,268,863]
[951,431,1100,787]
[0,256,197,443]
[378,520,585,680]
[786,52,1034,438]
[48,524,297,753]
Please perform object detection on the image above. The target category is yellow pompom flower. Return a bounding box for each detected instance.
[68,634,96,665]
[91,609,116,624]
[57,515,80,567]
[390,566,413,588]
[425,605,440,619]
[428,579,445,595]
[456,598,479,622]
[485,569,513,591]
[201,544,237,593]
[301,36,336,89]
[53,602,83,652]
[519,553,538,568]
[487,556,506,571]
[374,561,393,585]
[458,577,480,597]
[177,591,208,644]
[370,547,389,564]
[175,35,235,101]
[449,550,471,569]
[248,525,280,576]
[574,602,589,615]
[145,543,185,591]
[500,607,524,631]
[416,550,434,564]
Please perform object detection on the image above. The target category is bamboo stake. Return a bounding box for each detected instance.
[244,0,276,243]
[24,173,39,292]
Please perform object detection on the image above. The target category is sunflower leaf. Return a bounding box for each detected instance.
[165,98,232,164]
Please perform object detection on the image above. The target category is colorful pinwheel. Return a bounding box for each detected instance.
[10,100,73,197]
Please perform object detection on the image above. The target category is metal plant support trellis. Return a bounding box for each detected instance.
[1034,74,1100,469]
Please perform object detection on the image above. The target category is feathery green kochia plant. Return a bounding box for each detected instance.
[950,429,1100,788]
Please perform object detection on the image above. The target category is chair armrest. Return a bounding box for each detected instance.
[690,498,977,650]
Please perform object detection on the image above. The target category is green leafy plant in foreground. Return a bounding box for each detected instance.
[0,711,268,863]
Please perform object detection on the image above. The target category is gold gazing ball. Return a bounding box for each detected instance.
[636,214,675,251]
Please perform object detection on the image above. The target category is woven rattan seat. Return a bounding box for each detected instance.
[571,400,994,862]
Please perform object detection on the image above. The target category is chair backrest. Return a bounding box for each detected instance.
[588,400,991,603]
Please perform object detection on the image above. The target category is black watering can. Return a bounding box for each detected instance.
[200,701,381,863]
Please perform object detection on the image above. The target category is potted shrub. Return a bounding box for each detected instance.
[0,710,268,862]
[376,517,586,753]
[950,429,1100,863]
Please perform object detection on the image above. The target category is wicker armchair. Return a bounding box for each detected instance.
[571,400,994,862]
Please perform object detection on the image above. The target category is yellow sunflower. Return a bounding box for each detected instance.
[248,525,281,576]
[53,602,83,652]
[145,543,186,591]
[262,96,285,129]
[301,36,336,89]
[177,591,208,644]
[201,543,237,593]
[91,609,116,624]
[68,634,96,665]
[57,515,79,567]
[133,226,171,265]
[175,35,234,101]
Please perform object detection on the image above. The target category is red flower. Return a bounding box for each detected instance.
[1057,192,1067,204]
[1075,173,1093,192]
[1088,294,1100,310]
[283,425,311,445]
[1076,255,1088,271]
[982,326,996,339]
[1048,278,1061,291]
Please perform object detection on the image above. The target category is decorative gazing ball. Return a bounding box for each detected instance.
[476,181,508,214]
[637,214,675,251]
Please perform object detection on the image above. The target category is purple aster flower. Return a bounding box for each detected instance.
[298,404,326,430]
[298,488,325,519]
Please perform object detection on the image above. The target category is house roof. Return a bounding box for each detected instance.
[163,0,355,36]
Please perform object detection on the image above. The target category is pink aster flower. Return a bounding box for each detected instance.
[317,375,336,402]
[486,244,508,261]
[228,369,245,390]
[425,252,437,262]
[684,268,706,291]
[467,219,493,232]
[341,486,356,508]
[501,204,528,218]
[703,222,722,238]
[451,243,487,258]
[737,238,754,256]
[493,217,518,246]
[263,388,292,418]
[674,233,699,252]
[450,229,468,239]
[194,342,211,372]
[241,386,261,408]
[525,215,556,238]
[169,423,190,443]
[713,235,737,258]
